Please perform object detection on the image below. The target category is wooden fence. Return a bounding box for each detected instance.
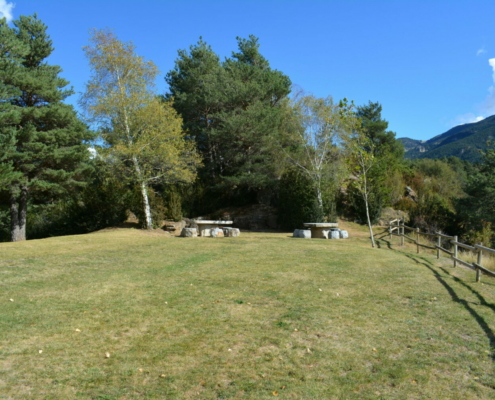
[388,218,495,283]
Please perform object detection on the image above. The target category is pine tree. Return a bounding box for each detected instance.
[166,36,291,197]
[0,15,94,241]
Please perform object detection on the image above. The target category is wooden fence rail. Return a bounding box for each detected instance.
[387,219,495,283]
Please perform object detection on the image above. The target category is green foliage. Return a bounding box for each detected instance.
[347,185,384,224]
[130,187,166,229]
[347,101,405,217]
[356,101,404,161]
[0,14,94,241]
[287,94,352,219]
[163,186,182,222]
[166,35,291,198]
[408,192,456,233]
[20,163,131,240]
[81,29,199,230]
[455,146,495,245]
[277,167,319,230]
[397,158,467,233]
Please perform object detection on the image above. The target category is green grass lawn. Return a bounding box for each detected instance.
[2,225,495,399]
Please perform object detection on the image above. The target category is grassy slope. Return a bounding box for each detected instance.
[1,224,495,399]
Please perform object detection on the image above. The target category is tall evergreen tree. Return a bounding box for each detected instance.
[166,36,291,199]
[0,15,94,241]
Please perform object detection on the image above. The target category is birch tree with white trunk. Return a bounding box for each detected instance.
[80,29,200,229]
[287,94,354,220]
[345,131,377,248]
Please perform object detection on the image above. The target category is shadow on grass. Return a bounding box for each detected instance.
[375,234,393,250]
[403,253,495,361]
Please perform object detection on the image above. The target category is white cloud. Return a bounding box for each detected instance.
[0,0,14,22]
[480,58,495,116]
[477,47,487,56]
[489,58,495,82]
[454,113,485,125]
[453,58,495,126]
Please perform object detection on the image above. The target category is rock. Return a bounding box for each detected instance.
[405,186,417,202]
[329,230,340,239]
[162,220,186,235]
[180,227,198,237]
[299,229,311,238]
[293,229,300,237]
[339,230,349,239]
[223,227,240,237]
[210,228,224,237]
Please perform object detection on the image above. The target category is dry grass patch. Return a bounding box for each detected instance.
[1,227,495,399]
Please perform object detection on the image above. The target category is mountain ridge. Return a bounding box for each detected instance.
[398,115,495,162]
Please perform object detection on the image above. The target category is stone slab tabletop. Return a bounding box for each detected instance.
[193,220,233,225]
[303,223,339,228]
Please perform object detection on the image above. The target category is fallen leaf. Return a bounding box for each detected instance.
[318,288,322,291]
[38,350,43,354]
[272,391,279,396]
[9,299,14,302]
[75,329,81,332]
[294,329,298,332]
[372,348,377,352]
[105,352,110,358]
[228,348,232,352]
[160,374,166,378]
[138,368,143,372]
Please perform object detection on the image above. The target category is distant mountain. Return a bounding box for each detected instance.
[398,115,495,162]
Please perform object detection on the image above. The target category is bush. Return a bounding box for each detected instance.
[347,185,384,225]
[26,172,131,239]
[277,167,319,230]
[163,186,182,221]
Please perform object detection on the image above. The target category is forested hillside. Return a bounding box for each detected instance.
[399,115,495,162]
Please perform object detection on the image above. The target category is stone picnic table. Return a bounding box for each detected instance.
[194,220,233,237]
[303,222,339,239]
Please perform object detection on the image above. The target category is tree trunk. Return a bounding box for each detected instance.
[10,184,28,242]
[131,156,153,230]
[364,191,376,248]
[316,180,324,221]
[140,181,153,230]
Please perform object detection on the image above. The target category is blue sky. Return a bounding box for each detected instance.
[2,0,495,141]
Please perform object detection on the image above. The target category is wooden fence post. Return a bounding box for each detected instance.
[476,244,483,283]
[397,219,400,244]
[400,220,404,247]
[437,234,441,259]
[453,236,458,267]
[416,228,420,254]
[389,223,391,240]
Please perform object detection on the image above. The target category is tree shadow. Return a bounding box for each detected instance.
[438,266,495,313]
[403,253,495,360]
